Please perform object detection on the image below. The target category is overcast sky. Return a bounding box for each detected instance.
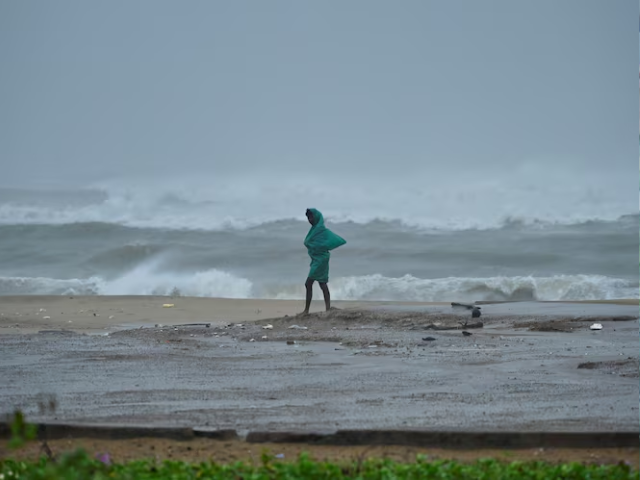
[0,0,636,186]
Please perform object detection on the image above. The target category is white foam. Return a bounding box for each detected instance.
[0,167,635,231]
[271,274,639,302]
[0,268,253,299]
[0,275,104,296]
[99,262,253,298]
[0,272,636,302]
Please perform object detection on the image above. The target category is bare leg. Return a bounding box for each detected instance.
[319,282,330,311]
[300,278,314,315]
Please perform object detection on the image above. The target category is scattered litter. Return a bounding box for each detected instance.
[590,323,603,330]
[261,335,268,340]
[286,340,295,345]
[368,344,378,348]
[190,334,195,337]
[288,325,308,330]
[162,304,175,308]
[39,308,46,312]
[262,324,273,330]
[108,315,114,319]
[42,316,51,320]
[249,338,255,342]
[155,324,163,328]
[462,331,472,336]
[422,337,436,341]
[275,454,285,459]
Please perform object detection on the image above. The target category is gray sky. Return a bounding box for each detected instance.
[0,0,636,186]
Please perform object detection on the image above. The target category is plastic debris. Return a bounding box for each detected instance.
[275,453,285,459]
[162,304,175,308]
[42,316,51,320]
[288,325,308,330]
[262,324,273,330]
[261,335,268,340]
[249,338,255,342]
[590,323,603,330]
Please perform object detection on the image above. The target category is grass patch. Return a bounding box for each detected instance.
[1,450,637,479]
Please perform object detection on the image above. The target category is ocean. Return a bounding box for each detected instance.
[0,171,637,302]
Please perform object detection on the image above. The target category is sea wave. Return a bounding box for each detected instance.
[0,201,635,233]
[1,271,636,302]
[0,169,634,231]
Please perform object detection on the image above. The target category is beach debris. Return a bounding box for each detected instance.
[462,331,472,336]
[288,325,308,330]
[423,321,483,330]
[162,304,175,308]
[368,344,378,348]
[39,308,46,312]
[261,335,268,340]
[249,338,255,342]
[42,316,51,320]
[155,324,163,328]
[287,340,295,345]
[422,337,436,341]
[452,302,482,318]
[108,315,114,319]
[590,323,603,330]
[262,324,273,330]
[172,323,211,328]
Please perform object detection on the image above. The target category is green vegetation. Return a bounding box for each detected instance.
[2,412,637,479]
[1,451,637,480]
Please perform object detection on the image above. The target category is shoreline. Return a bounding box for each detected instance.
[0,295,636,335]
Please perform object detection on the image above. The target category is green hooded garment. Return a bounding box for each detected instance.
[304,208,346,283]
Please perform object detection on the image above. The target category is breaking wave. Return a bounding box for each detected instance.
[0,167,635,231]
[1,272,636,302]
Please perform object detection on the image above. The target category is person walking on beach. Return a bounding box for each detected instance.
[300,208,346,315]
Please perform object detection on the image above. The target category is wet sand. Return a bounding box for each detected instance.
[0,295,445,334]
[0,296,638,463]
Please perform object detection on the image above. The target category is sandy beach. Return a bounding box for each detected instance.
[1,295,638,463]
[0,295,425,334]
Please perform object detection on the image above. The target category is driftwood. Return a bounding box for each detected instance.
[170,323,211,328]
[451,302,482,318]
